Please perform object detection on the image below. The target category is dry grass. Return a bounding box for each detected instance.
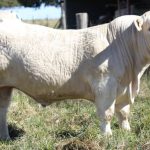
[24,19,60,28]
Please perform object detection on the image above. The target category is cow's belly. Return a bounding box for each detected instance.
[21,82,93,105]
[11,69,94,105]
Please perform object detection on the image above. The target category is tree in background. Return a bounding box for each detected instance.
[17,0,65,28]
[0,0,61,8]
[0,0,20,7]
[17,0,60,7]
[0,0,63,28]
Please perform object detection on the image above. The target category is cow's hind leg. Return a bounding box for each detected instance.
[0,87,12,140]
[115,95,131,131]
[93,77,117,136]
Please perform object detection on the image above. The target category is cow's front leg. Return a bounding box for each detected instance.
[115,95,131,131]
[93,77,117,136]
[0,87,12,140]
[95,96,115,136]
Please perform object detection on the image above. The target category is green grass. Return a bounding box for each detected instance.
[0,76,149,149]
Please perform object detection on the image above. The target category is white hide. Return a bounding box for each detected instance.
[0,11,150,139]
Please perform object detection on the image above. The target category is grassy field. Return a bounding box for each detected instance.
[24,19,60,28]
[0,76,149,150]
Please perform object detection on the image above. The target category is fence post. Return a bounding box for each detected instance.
[76,13,88,29]
[61,1,67,29]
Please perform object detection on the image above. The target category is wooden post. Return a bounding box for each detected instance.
[76,13,88,29]
[60,1,66,29]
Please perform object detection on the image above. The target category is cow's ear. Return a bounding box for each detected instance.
[134,17,143,31]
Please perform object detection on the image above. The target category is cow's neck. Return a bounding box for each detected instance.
[132,26,150,78]
[114,22,150,80]
[124,24,150,100]
[108,21,136,82]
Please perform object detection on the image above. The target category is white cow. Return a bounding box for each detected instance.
[0,11,149,140]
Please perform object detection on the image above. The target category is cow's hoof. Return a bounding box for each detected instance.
[101,127,112,137]
[101,122,112,137]
[122,120,131,131]
[104,130,112,137]
[0,137,11,141]
[0,135,11,141]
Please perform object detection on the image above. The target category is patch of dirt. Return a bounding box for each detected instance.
[56,130,79,139]
[56,139,104,150]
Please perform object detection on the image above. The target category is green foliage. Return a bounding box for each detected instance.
[0,0,59,8]
[0,0,20,7]
[17,0,60,7]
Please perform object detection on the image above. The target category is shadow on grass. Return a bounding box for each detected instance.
[8,123,25,140]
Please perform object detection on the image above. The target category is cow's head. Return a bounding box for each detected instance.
[134,11,150,32]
